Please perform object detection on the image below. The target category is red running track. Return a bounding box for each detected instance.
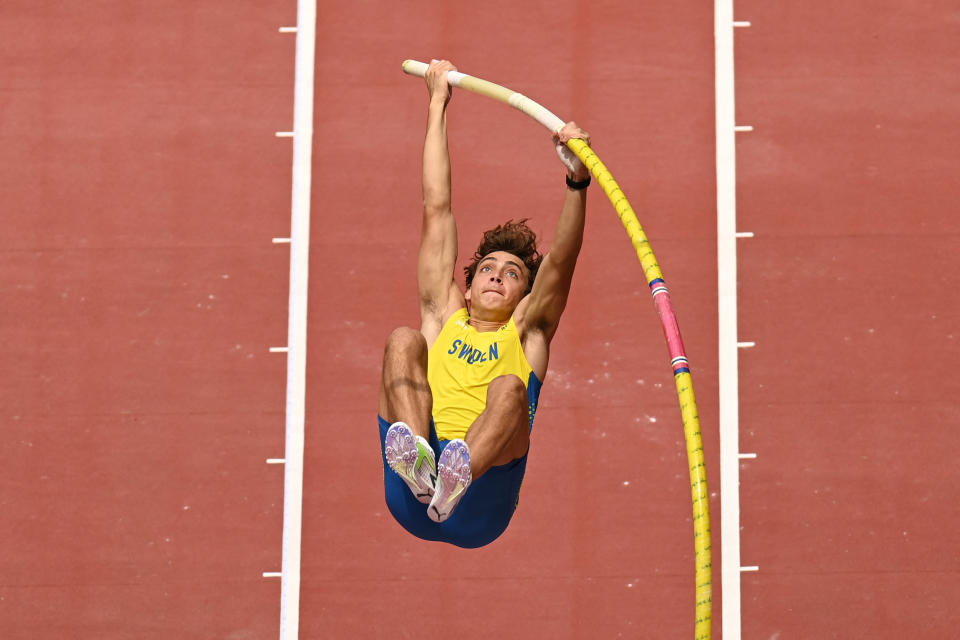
[1,1,957,638]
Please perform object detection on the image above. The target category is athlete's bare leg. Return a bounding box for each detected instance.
[464,374,530,480]
[378,327,432,440]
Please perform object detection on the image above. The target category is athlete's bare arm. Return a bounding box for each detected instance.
[516,122,591,376]
[417,60,466,345]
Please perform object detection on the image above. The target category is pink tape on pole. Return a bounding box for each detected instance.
[650,279,688,370]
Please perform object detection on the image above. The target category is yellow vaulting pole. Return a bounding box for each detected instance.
[402,60,712,640]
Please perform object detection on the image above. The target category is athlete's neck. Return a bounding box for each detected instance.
[467,315,507,333]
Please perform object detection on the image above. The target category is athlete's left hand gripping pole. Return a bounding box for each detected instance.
[402,60,567,133]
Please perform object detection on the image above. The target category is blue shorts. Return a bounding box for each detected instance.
[378,415,528,549]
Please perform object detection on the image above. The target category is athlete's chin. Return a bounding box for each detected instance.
[477,300,512,313]
[471,303,514,322]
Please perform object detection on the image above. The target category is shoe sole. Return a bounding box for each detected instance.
[428,439,472,523]
[384,423,436,504]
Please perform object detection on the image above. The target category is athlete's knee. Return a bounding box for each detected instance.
[488,375,526,408]
[384,327,427,360]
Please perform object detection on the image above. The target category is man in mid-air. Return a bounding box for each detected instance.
[378,59,592,548]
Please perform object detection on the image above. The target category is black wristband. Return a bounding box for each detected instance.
[566,174,591,190]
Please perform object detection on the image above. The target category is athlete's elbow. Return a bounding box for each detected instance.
[422,192,451,216]
[548,247,582,273]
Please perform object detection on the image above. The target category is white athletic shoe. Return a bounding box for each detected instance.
[384,422,437,504]
[428,439,472,523]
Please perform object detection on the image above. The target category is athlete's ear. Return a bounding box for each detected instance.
[464,286,471,303]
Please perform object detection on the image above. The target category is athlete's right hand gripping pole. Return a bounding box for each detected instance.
[402,60,712,640]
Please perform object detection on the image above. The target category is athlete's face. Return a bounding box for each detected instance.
[465,251,530,318]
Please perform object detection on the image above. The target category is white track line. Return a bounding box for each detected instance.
[716,1,746,638]
[279,1,316,639]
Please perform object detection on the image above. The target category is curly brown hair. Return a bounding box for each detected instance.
[464,219,542,295]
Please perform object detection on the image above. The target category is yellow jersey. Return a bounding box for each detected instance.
[427,308,542,440]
